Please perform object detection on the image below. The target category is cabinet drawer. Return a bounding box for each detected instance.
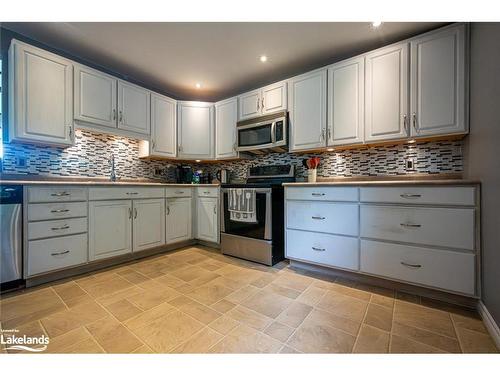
[28,202,87,221]
[89,187,164,200]
[360,205,475,250]
[28,217,88,240]
[360,186,476,206]
[165,187,193,198]
[286,187,358,202]
[28,187,87,203]
[360,240,475,295]
[197,187,219,198]
[286,229,359,271]
[27,233,88,276]
[287,201,358,236]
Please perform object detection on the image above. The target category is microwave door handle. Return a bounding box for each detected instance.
[271,122,276,144]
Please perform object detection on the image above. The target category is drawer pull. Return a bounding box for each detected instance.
[51,250,70,256]
[51,225,70,231]
[311,216,325,220]
[175,191,185,194]
[126,192,139,195]
[400,193,422,199]
[400,223,422,228]
[50,209,70,213]
[203,191,210,194]
[51,192,70,197]
[312,246,326,252]
[311,193,325,196]
[401,261,422,269]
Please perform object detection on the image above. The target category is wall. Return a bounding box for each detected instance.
[464,22,500,327]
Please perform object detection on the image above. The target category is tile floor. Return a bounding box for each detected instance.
[0,246,498,354]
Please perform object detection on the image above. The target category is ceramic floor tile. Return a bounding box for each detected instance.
[154,274,187,289]
[395,291,421,304]
[241,290,294,319]
[390,334,446,353]
[131,345,155,353]
[86,316,143,353]
[209,324,282,353]
[209,315,241,335]
[364,303,393,332]
[171,327,223,353]
[171,266,212,282]
[44,327,93,353]
[279,345,301,354]
[116,269,150,284]
[225,305,273,331]
[264,322,295,343]
[211,299,236,314]
[276,301,313,328]
[392,321,461,353]
[186,280,235,305]
[455,327,499,353]
[296,286,327,307]
[175,298,222,325]
[126,287,181,310]
[52,281,89,304]
[303,308,360,336]
[250,274,277,288]
[105,299,143,322]
[451,313,489,334]
[225,285,260,304]
[79,276,134,299]
[123,302,176,331]
[317,291,368,322]
[370,294,395,309]
[353,324,390,353]
[271,273,313,293]
[263,283,302,299]
[95,286,144,307]
[329,283,372,302]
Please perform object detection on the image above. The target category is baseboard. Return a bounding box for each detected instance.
[477,301,500,350]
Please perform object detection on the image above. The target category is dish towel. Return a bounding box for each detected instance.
[228,188,257,223]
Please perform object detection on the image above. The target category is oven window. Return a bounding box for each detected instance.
[223,192,269,240]
[238,124,272,147]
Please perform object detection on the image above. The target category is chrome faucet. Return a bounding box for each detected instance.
[109,154,117,182]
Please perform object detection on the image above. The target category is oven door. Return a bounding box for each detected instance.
[221,188,272,240]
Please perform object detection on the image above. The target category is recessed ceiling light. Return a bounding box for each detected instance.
[372,21,382,28]
[195,83,201,89]
[260,55,268,63]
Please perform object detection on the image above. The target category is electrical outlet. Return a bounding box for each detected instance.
[16,156,27,168]
[405,158,416,170]
[153,167,163,177]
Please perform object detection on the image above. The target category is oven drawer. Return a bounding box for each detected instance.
[165,187,193,198]
[360,239,475,295]
[286,187,358,202]
[197,187,219,198]
[27,233,88,276]
[287,201,358,236]
[286,229,359,271]
[28,217,88,240]
[360,186,476,206]
[28,187,87,203]
[28,202,88,221]
[360,205,475,250]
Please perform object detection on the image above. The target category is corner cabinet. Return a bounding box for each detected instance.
[177,101,215,160]
[288,69,327,152]
[238,80,287,121]
[8,39,74,147]
[215,97,238,159]
[365,42,409,142]
[410,24,468,137]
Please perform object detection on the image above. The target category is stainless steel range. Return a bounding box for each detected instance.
[220,165,295,266]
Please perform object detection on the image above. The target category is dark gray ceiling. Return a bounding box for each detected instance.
[3,22,446,101]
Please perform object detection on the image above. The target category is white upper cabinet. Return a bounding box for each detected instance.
[328,57,364,146]
[410,24,468,137]
[215,97,238,159]
[8,40,74,147]
[117,80,151,134]
[289,69,327,151]
[74,64,117,129]
[238,80,287,120]
[178,101,214,159]
[149,93,177,158]
[365,43,409,142]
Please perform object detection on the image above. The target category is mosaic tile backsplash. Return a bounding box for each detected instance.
[0,129,463,181]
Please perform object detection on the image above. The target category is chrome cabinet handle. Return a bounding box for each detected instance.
[203,191,210,194]
[311,216,325,220]
[51,209,69,213]
[69,126,73,140]
[327,127,332,140]
[400,193,421,199]
[51,224,70,231]
[126,192,139,195]
[119,110,123,123]
[401,261,422,269]
[152,140,155,150]
[213,205,217,214]
[128,207,132,219]
[166,206,170,215]
[312,246,326,252]
[112,109,116,121]
[412,112,417,131]
[321,128,326,141]
[400,223,422,228]
[403,114,408,134]
[256,97,260,111]
[51,250,70,256]
[261,98,265,110]
[51,192,70,197]
[134,208,138,219]
[175,191,185,194]
[311,193,325,197]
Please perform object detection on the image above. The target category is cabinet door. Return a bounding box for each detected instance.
[166,198,192,244]
[178,102,214,159]
[215,97,238,159]
[261,81,287,115]
[89,200,132,260]
[133,199,165,252]
[118,81,151,134]
[365,43,409,142]
[74,64,117,129]
[196,197,218,243]
[151,93,177,157]
[410,24,468,137]
[9,40,74,146]
[289,69,327,151]
[328,57,364,146]
[238,89,261,120]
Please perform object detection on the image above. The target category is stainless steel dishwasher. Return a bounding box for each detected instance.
[1,185,24,292]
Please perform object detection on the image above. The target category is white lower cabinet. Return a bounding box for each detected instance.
[196,197,219,243]
[89,200,133,260]
[166,197,192,244]
[133,199,165,252]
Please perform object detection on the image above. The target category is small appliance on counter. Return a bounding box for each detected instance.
[176,165,193,184]
[216,169,230,183]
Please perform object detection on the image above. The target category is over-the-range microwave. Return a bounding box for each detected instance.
[236,111,288,154]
